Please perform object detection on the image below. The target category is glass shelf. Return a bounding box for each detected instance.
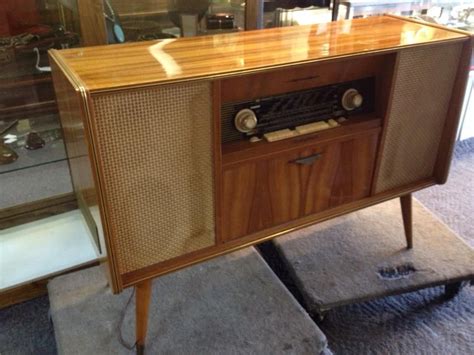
[0,114,67,175]
[107,0,246,40]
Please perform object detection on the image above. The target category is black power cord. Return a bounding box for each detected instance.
[117,288,137,351]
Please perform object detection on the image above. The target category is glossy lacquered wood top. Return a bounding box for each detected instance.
[51,15,468,92]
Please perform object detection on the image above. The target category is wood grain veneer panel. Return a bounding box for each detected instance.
[221,129,380,241]
[221,54,393,104]
[77,0,108,46]
[0,280,48,309]
[245,0,262,30]
[52,16,467,92]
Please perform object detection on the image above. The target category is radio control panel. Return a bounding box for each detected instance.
[221,77,374,143]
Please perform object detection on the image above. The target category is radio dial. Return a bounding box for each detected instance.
[342,89,363,111]
[235,109,258,133]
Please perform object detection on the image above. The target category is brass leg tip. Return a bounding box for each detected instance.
[136,344,145,355]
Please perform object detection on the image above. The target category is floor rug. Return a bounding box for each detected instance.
[48,248,327,355]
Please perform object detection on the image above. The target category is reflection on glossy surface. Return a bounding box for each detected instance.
[401,23,436,44]
[148,39,183,77]
[52,16,468,91]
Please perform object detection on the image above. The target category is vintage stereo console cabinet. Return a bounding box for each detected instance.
[49,15,471,353]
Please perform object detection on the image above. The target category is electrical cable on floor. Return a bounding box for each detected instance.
[117,288,137,351]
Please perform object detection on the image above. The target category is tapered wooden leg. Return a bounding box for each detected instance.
[136,279,152,355]
[400,194,413,249]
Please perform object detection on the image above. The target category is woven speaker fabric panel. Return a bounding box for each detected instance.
[375,43,462,193]
[92,82,215,275]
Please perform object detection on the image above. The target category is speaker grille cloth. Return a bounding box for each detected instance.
[92,82,215,274]
[375,43,462,193]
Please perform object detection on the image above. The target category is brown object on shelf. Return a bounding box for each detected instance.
[49,16,472,353]
[25,131,45,150]
[0,143,18,165]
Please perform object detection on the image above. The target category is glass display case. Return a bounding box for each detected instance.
[1,0,253,296]
[0,0,81,213]
[0,0,251,217]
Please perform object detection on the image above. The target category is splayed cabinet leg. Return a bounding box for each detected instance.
[400,194,413,249]
[136,279,152,355]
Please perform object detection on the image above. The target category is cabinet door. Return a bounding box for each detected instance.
[222,131,379,241]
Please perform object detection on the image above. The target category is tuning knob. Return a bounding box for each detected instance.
[342,89,364,111]
[234,109,258,133]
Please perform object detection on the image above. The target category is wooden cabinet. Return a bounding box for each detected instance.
[222,129,380,241]
[49,16,471,350]
[49,16,470,291]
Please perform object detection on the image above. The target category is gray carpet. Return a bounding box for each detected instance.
[320,286,474,355]
[0,139,473,355]
[416,138,474,247]
[48,248,327,355]
[272,198,474,313]
[0,296,56,355]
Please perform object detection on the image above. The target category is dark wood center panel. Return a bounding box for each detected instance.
[221,128,380,241]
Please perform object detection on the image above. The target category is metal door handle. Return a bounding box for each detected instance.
[290,153,322,165]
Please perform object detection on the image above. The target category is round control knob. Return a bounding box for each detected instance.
[342,89,364,111]
[234,109,258,133]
